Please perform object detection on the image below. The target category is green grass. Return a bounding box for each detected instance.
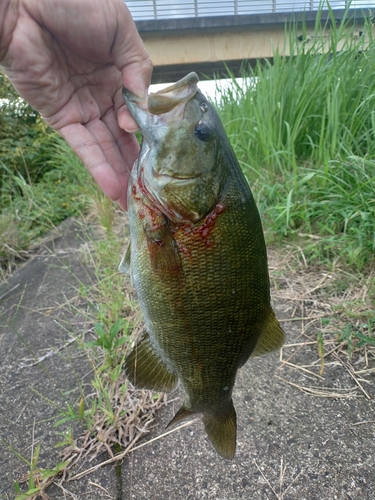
[1,5,375,492]
[2,7,375,273]
[217,8,375,270]
[0,135,94,278]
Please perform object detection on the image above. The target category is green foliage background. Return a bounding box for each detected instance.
[1,7,375,275]
[0,70,56,187]
[217,10,375,270]
[0,70,92,274]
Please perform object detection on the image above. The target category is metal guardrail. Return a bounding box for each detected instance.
[127,1,375,21]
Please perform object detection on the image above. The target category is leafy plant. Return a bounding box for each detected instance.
[217,8,375,269]
[0,136,94,278]
[84,319,130,367]
[0,70,57,185]
[0,436,70,499]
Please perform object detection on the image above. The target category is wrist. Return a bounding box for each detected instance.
[0,0,19,64]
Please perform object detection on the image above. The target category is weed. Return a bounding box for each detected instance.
[0,137,93,278]
[0,428,70,499]
[2,4,375,495]
[217,8,375,269]
[84,319,130,368]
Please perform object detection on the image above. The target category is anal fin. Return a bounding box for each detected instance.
[167,405,197,429]
[251,308,286,357]
[125,333,177,392]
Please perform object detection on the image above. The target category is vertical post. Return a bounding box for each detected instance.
[194,0,198,17]
[153,0,157,20]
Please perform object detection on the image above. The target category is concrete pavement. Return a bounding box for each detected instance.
[0,218,374,499]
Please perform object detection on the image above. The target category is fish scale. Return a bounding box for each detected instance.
[121,72,285,459]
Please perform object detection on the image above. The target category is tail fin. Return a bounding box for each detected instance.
[167,401,237,459]
[202,401,237,460]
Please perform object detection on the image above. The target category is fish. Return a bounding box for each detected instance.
[120,72,285,460]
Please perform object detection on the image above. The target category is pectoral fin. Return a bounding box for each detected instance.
[138,199,184,278]
[118,242,131,274]
[251,308,286,357]
[146,223,183,278]
[125,332,177,392]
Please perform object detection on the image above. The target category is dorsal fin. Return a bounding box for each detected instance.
[251,308,286,357]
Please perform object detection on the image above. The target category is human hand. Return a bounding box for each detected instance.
[0,0,152,210]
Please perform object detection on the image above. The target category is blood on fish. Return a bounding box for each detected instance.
[196,202,226,245]
[176,240,192,258]
[172,202,226,252]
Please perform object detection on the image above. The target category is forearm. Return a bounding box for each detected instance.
[0,0,19,63]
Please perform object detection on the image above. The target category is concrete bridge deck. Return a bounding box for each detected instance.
[128,7,375,82]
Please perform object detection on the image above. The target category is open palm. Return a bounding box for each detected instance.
[0,0,152,209]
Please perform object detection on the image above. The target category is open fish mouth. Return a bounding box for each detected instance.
[147,72,199,115]
[122,72,199,140]
[123,72,219,223]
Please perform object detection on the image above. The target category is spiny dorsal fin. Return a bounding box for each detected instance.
[251,308,286,357]
[125,333,177,392]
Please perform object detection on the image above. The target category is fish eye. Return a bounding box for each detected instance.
[200,102,208,113]
[194,122,211,142]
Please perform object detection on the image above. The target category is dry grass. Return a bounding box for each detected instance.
[11,218,375,498]
[60,382,167,474]
[268,244,375,400]
[254,457,303,500]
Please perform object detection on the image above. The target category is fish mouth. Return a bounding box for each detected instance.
[147,72,199,115]
[152,168,200,181]
[149,168,200,190]
[122,72,199,141]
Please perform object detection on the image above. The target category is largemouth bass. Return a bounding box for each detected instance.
[121,73,285,459]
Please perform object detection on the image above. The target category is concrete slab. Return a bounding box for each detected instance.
[0,219,119,499]
[1,218,374,499]
[121,303,375,500]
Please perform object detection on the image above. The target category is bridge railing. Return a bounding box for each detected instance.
[127,1,374,21]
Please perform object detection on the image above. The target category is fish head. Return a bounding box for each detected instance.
[123,73,226,223]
